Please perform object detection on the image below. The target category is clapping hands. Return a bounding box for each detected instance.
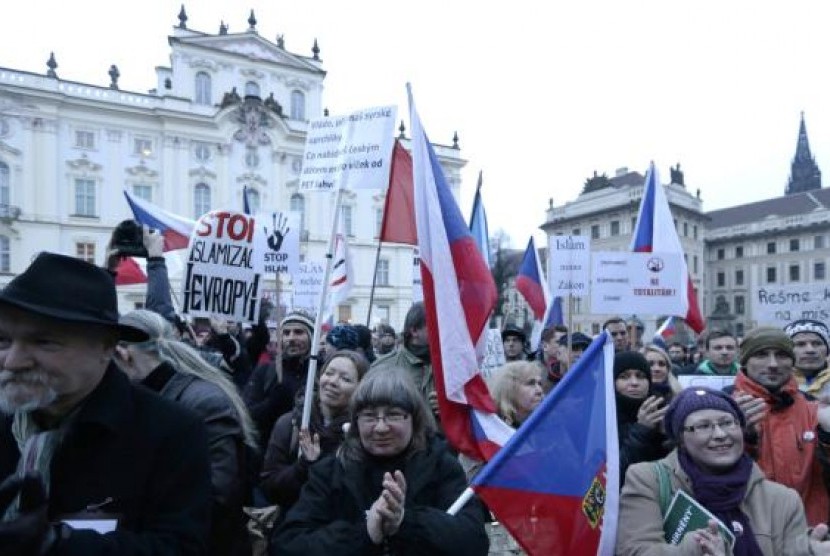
[366,471,406,544]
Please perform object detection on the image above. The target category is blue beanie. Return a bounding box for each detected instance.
[326,325,360,351]
[663,387,745,442]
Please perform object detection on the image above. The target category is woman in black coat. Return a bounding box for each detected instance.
[614,351,670,486]
[271,368,489,556]
[260,350,369,509]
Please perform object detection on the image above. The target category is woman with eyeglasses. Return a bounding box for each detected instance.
[271,368,489,555]
[260,349,369,510]
[644,344,683,404]
[617,387,830,555]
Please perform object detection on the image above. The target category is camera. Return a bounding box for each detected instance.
[111,219,148,257]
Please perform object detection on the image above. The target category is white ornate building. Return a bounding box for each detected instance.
[0,8,466,331]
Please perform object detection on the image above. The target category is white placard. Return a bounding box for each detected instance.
[591,251,684,315]
[548,235,591,298]
[480,328,507,378]
[751,283,830,326]
[182,210,264,322]
[678,375,735,392]
[292,261,325,315]
[256,210,300,279]
[300,105,397,191]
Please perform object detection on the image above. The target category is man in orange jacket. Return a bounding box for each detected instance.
[733,326,830,526]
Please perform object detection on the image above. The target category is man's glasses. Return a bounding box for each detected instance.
[682,417,740,436]
[357,410,410,427]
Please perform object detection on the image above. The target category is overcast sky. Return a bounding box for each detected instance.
[3,1,829,248]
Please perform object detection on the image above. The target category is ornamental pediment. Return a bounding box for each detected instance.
[126,164,159,178]
[189,166,217,180]
[236,172,266,186]
[66,155,102,173]
[179,35,320,73]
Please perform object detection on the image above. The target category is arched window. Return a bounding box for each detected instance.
[0,162,8,206]
[290,193,305,234]
[194,183,211,217]
[245,81,260,98]
[290,90,305,120]
[246,188,261,214]
[0,235,9,273]
[194,72,211,105]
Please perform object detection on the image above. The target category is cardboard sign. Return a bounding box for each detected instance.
[292,261,325,315]
[183,210,264,322]
[751,283,830,326]
[677,375,735,391]
[548,235,591,298]
[480,328,507,378]
[300,105,397,191]
[256,210,300,278]
[591,252,684,315]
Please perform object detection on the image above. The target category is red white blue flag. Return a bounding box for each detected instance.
[471,332,619,555]
[630,163,705,333]
[408,86,513,460]
[516,237,549,321]
[123,190,194,252]
[655,316,677,340]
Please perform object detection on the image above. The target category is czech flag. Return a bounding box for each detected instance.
[123,190,195,252]
[468,171,491,268]
[409,85,514,460]
[471,332,619,555]
[516,237,549,321]
[630,163,705,333]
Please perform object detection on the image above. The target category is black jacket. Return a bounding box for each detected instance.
[271,437,489,556]
[243,357,309,449]
[0,366,212,555]
[616,394,669,486]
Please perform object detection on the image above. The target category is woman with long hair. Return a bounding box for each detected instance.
[272,368,489,555]
[260,349,369,510]
[115,309,257,556]
[644,344,683,404]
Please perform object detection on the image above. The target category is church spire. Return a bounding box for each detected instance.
[786,112,822,195]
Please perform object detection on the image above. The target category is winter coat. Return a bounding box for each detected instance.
[271,437,489,556]
[617,450,812,555]
[260,400,349,509]
[143,362,250,555]
[0,366,212,555]
[733,371,829,525]
[243,357,310,449]
[617,394,670,486]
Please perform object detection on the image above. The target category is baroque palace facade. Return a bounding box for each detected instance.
[0,8,465,331]
[541,114,830,339]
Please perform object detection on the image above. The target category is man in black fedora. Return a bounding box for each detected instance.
[0,252,212,554]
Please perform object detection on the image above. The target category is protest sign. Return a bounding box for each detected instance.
[300,105,397,191]
[293,260,325,315]
[256,210,300,278]
[677,375,735,391]
[751,282,830,326]
[183,210,264,322]
[663,490,735,548]
[480,328,507,378]
[591,251,684,315]
[548,235,591,298]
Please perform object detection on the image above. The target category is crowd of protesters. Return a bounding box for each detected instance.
[4,224,830,555]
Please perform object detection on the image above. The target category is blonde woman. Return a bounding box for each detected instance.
[644,344,683,404]
[488,361,545,428]
[115,309,257,556]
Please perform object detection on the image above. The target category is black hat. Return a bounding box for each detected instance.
[0,252,148,342]
[613,351,651,382]
[501,324,526,342]
[558,332,592,348]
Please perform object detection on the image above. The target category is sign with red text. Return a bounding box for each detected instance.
[591,251,684,315]
[183,210,264,322]
[300,105,397,191]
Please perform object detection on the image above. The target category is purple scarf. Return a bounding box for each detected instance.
[678,450,763,556]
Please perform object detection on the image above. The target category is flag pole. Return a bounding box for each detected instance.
[567,294,573,362]
[446,487,474,515]
[365,239,383,326]
[300,187,345,430]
